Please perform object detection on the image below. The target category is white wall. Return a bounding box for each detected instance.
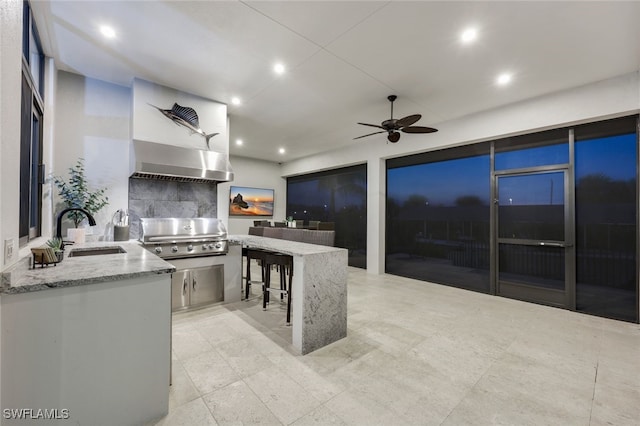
[0,0,23,418]
[53,71,132,238]
[282,72,640,274]
[132,78,228,153]
[217,155,286,235]
[0,0,22,271]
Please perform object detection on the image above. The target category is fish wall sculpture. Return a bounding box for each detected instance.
[149,103,219,150]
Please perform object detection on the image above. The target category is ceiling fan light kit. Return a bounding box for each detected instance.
[355,95,438,143]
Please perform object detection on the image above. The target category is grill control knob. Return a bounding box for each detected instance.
[202,244,208,250]
[154,247,162,254]
[187,244,193,251]
[214,242,222,249]
[171,246,178,253]
[208,244,214,249]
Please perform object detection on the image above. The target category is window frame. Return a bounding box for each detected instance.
[19,1,45,246]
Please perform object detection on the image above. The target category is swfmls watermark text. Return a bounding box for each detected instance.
[3,408,70,420]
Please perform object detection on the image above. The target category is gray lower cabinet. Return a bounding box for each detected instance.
[171,265,224,311]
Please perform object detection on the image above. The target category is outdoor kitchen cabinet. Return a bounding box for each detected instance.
[171,264,224,311]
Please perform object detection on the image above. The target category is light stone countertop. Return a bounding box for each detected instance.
[228,234,347,256]
[230,234,348,355]
[1,241,175,295]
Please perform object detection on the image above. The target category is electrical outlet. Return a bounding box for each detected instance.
[4,239,14,263]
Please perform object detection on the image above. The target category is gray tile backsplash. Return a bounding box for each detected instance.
[128,178,217,239]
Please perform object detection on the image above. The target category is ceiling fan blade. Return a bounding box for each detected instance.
[396,114,421,128]
[401,126,438,134]
[357,122,386,130]
[354,130,386,140]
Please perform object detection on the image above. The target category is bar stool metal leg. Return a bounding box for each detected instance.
[244,248,251,300]
[286,263,293,325]
[262,253,293,325]
[246,249,269,301]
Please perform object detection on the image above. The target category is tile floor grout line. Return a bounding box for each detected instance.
[438,334,521,426]
[588,361,599,426]
[170,358,203,410]
[239,372,289,426]
[200,393,220,425]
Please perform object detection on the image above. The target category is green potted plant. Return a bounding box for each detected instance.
[52,158,109,231]
[46,237,64,262]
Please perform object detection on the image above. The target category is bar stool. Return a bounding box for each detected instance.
[263,252,293,325]
[245,248,270,300]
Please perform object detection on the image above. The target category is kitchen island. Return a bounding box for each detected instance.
[1,242,174,426]
[230,235,348,355]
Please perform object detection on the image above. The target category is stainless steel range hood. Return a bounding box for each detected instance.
[130,140,234,183]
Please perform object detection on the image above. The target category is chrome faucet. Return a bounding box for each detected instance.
[55,208,97,250]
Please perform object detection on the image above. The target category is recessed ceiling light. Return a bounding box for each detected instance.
[99,25,116,39]
[278,147,286,154]
[231,97,241,106]
[273,63,286,75]
[460,28,478,44]
[236,139,243,146]
[496,72,513,86]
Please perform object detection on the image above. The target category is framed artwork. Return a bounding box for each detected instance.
[229,186,274,217]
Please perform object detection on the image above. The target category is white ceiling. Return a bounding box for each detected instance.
[31,1,640,163]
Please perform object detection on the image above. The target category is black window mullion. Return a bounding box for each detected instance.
[19,76,33,244]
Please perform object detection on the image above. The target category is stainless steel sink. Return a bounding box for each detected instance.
[68,246,127,257]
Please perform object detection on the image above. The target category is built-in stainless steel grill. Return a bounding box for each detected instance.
[139,218,228,259]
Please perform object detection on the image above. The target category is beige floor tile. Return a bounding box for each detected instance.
[182,350,241,395]
[215,335,259,358]
[444,352,594,425]
[598,327,640,366]
[243,366,321,425]
[290,405,348,426]
[162,266,640,426]
[356,319,427,356]
[372,355,473,425]
[196,317,243,347]
[595,358,640,391]
[590,381,640,426]
[172,324,214,361]
[268,354,345,403]
[245,330,296,357]
[223,354,276,379]
[152,397,218,426]
[442,387,571,426]
[298,333,378,377]
[506,336,599,378]
[172,304,229,327]
[590,361,640,426]
[406,331,504,387]
[323,389,402,426]
[203,380,282,425]
[168,362,200,410]
[324,348,397,391]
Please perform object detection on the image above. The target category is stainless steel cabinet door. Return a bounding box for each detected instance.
[189,265,224,307]
[171,270,190,311]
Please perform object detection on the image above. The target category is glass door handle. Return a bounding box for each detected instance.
[539,242,573,247]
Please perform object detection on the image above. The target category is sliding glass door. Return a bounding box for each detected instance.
[385,115,638,322]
